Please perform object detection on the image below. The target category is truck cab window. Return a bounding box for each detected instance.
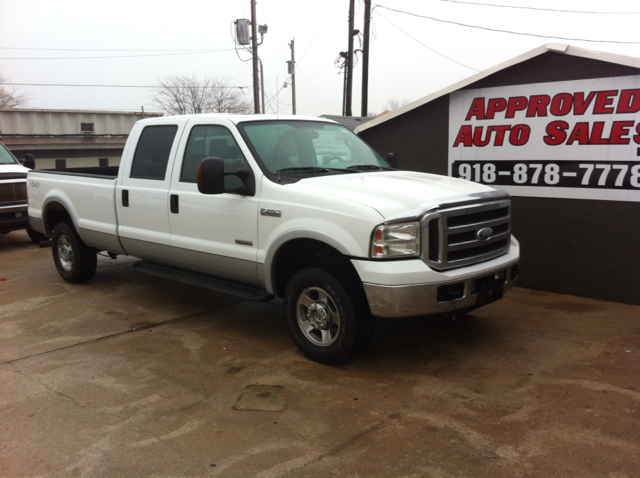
[181,125,247,188]
[130,125,178,180]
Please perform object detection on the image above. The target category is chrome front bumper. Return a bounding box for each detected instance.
[362,258,520,318]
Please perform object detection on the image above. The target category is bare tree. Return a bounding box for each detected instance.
[382,98,409,112]
[150,75,252,115]
[0,73,29,108]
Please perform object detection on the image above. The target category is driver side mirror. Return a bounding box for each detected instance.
[197,157,256,196]
[197,157,225,195]
[387,153,399,169]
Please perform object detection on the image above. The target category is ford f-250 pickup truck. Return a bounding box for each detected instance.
[28,114,520,364]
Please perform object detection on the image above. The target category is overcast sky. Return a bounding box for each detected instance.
[2,0,640,117]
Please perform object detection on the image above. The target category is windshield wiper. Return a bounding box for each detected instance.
[345,164,390,171]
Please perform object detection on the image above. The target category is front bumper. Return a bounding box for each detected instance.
[362,258,519,318]
[353,237,520,318]
[0,204,29,233]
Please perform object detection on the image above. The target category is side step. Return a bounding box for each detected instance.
[131,261,274,302]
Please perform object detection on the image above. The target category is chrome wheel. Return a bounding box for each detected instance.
[296,286,341,347]
[57,234,74,272]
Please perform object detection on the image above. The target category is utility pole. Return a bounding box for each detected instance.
[361,0,371,117]
[344,0,355,116]
[251,0,260,113]
[289,39,297,115]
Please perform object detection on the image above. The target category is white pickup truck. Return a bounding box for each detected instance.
[28,114,520,364]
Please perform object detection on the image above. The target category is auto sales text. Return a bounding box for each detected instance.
[453,89,640,147]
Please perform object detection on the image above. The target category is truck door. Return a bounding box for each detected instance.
[167,120,260,285]
[116,122,183,262]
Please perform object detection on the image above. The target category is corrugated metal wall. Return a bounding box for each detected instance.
[0,110,148,135]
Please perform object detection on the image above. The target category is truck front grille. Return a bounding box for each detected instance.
[0,182,27,205]
[423,198,511,271]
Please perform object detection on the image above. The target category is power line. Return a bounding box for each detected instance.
[433,0,640,15]
[374,5,640,44]
[0,47,229,52]
[1,49,236,60]
[375,10,479,71]
[0,83,252,90]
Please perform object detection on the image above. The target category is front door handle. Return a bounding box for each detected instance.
[122,189,129,207]
[170,194,179,214]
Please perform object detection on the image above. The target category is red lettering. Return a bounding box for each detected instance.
[491,125,511,146]
[609,121,634,144]
[453,125,473,147]
[550,93,573,116]
[634,123,640,144]
[544,121,568,145]
[526,95,550,117]
[567,123,590,145]
[465,98,486,120]
[472,126,492,146]
[509,124,530,146]
[589,122,609,144]
[593,90,617,114]
[573,91,596,115]
[505,96,528,118]
[486,98,507,119]
[616,89,640,113]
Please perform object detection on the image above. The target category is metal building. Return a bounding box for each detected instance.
[0,109,162,169]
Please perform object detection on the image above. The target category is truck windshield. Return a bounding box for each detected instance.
[238,120,389,175]
[0,143,19,165]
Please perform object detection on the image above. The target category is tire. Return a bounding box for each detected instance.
[26,227,47,243]
[284,267,374,365]
[51,222,97,283]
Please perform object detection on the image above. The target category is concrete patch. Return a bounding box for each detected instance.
[233,385,286,412]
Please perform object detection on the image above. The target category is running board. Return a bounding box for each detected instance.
[130,261,273,302]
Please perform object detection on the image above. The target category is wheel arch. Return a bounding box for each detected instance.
[42,197,78,237]
[270,237,364,300]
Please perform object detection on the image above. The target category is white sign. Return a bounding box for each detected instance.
[448,76,640,201]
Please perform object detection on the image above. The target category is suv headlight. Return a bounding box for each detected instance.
[370,222,420,258]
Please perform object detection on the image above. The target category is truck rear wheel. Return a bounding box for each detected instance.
[51,222,97,283]
[284,267,373,365]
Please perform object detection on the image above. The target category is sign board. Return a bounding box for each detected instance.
[448,76,640,201]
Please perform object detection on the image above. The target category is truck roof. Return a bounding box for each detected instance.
[142,113,337,125]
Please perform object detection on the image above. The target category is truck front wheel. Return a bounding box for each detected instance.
[284,267,373,365]
[51,222,97,283]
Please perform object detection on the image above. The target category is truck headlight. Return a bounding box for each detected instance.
[371,222,420,258]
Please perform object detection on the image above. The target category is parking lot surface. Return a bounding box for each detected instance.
[1,230,639,478]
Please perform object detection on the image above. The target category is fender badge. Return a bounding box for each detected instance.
[260,208,281,218]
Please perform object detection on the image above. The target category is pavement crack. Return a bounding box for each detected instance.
[1,304,240,365]
[282,421,394,476]
[9,364,215,477]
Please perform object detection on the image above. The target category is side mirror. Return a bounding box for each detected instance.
[197,157,225,194]
[22,154,36,169]
[197,157,256,196]
[387,153,399,169]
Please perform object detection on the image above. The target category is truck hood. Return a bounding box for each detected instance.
[295,171,498,219]
[0,164,29,176]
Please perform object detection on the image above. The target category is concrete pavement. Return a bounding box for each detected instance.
[1,230,639,477]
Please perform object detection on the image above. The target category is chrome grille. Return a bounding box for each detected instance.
[0,181,27,205]
[422,198,511,271]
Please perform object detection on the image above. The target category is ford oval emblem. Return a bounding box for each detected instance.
[477,227,494,241]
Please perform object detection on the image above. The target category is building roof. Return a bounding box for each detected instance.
[319,115,376,132]
[1,136,127,150]
[355,43,640,135]
[0,108,163,116]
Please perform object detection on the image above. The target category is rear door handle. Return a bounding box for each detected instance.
[170,194,179,214]
[122,189,129,207]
